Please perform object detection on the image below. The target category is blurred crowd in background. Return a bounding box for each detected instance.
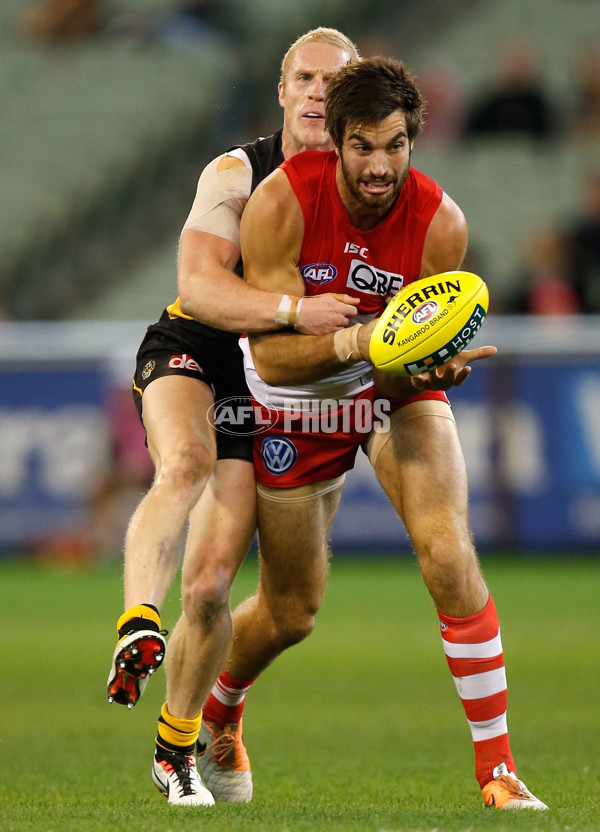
[0,0,597,320]
[1,0,599,559]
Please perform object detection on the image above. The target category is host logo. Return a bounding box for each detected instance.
[346,259,404,296]
[169,353,203,373]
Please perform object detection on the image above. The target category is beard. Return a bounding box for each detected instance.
[340,153,410,215]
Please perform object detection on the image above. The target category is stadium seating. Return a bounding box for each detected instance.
[412,141,600,307]
[0,0,236,318]
[408,0,600,305]
[2,0,599,320]
[82,0,599,321]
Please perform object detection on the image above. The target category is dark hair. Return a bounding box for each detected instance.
[325,56,425,148]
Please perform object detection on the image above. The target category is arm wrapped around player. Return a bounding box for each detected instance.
[276,292,360,336]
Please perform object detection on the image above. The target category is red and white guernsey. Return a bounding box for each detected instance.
[242,149,443,409]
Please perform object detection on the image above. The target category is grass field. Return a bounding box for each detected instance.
[2,554,599,832]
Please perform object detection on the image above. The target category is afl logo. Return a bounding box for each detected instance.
[260,436,298,475]
[412,301,438,324]
[207,396,277,436]
[301,262,337,286]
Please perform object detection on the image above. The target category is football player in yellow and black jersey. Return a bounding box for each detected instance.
[106,28,360,807]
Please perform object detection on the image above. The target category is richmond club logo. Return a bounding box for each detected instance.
[260,436,298,475]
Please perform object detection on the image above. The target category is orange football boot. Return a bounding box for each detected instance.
[482,763,548,810]
[196,720,252,803]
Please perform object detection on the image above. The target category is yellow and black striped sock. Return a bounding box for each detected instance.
[156,702,202,755]
[117,604,161,638]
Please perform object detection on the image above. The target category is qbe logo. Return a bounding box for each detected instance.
[207,396,277,436]
[301,262,337,286]
[346,259,404,296]
[260,436,298,475]
[412,301,438,324]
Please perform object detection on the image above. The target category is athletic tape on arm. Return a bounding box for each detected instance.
[183,155,252,245]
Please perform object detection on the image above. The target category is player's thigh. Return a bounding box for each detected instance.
[256,479,344,606]
[372,406,471,550]
[140,375,216,467]
[183,458,257,583]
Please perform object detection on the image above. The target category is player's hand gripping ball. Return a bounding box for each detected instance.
[369,271,489,376]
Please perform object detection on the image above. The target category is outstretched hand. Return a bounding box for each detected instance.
[410,345,497,392]
[295,293,359,336]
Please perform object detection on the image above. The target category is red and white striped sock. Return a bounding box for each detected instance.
[438,595,516,788]
[202,670,256,729]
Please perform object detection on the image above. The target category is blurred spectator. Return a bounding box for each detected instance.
[566,173,600,312]
[153,0,222,47]
[507,227,580,315]
[463,40,555,142]
[23,0,224,48]
[354,34,393,60]
[103,0,228,51]
[569,47,600,139]
[459,241,499,309]
[88,386,154,558]
[22,0,107,42]
[32,383,153,562]
[86,386,154,559]
[417,61,467,147]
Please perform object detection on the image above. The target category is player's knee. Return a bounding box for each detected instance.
[271,604,318,649]
[155,440,216,502]
[417,539,479,603]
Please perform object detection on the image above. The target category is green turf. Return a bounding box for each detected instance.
[2,554,599,831]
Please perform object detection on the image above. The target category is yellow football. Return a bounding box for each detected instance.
[369,271,489,376]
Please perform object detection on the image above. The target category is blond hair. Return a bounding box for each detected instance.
[280,27,360,86]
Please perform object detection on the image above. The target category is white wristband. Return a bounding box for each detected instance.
[293,297,304,329]
[275,294,292,326]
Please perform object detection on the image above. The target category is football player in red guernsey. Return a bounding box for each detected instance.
[204,57,547,811]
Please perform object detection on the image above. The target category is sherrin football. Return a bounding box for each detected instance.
[369,271,489,376]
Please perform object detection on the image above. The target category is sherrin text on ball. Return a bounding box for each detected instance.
[369,271,489,376]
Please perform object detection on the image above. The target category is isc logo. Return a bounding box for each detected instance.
[301,262,337,285]
[344,242,369,258]
[411,301,438,324]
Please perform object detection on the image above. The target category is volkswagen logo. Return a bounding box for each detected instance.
[260,436,298,475]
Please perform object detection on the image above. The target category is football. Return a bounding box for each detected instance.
[369,271,489,376]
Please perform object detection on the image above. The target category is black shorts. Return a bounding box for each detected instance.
[132,310,253,461]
